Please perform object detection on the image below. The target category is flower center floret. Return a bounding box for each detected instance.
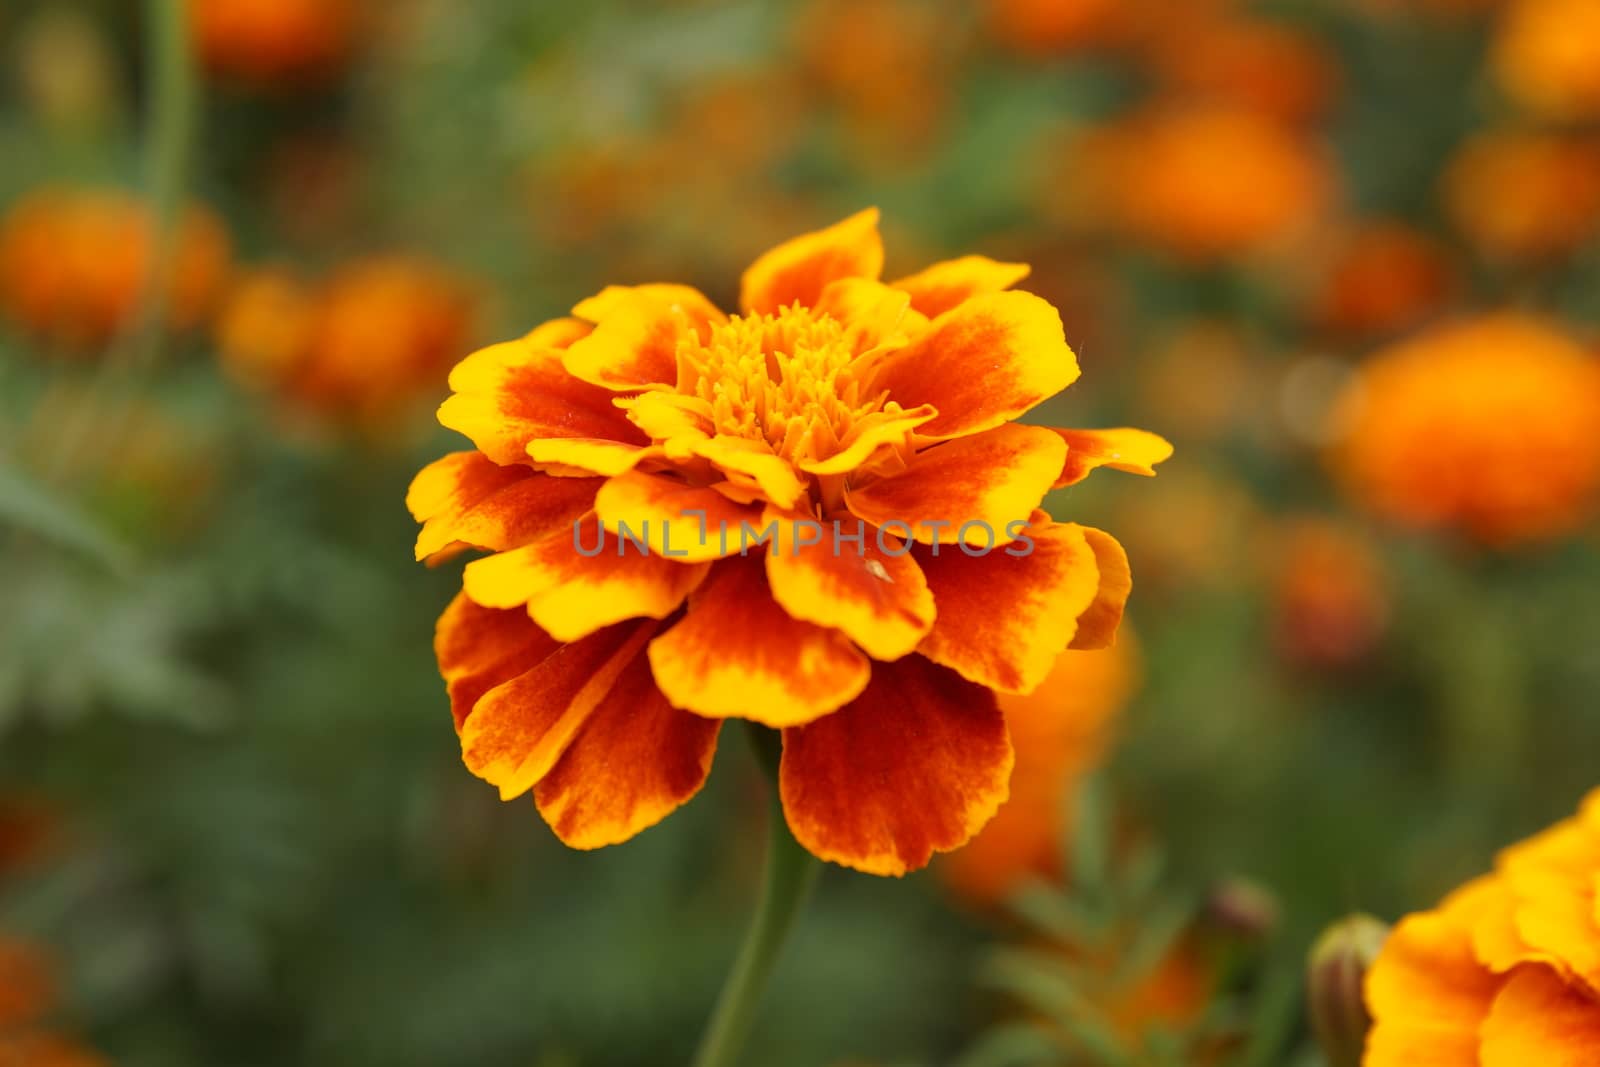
[678,304,897,466]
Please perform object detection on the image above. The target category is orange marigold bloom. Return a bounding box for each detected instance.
[1148,19,1341,125]
[982,0,1126,56]
[0,940,53,1031]
[408,210,1169,875]
[1094,104,1331,262]
[189,0,358,88]
[1442,130,1600,263]
[943,640,1138,906]
[1268,519,1388,671]
[1330,314,1600,547]
[0,186,230,352]
[1364,788,1600,1065]
[1491,0,1600,122]
[1310,222,1455,338]
[218,257,477,429]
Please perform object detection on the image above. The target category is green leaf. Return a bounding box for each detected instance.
[0,461,134,573]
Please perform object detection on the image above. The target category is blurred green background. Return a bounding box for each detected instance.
[3,0,1600,1064]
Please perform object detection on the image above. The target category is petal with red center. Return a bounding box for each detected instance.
[459,619,656,800]
[534,645,720,849]
[871,290,1079,440]
[740,208,885,315]
[435,591,562,730]
[1480,966,1600,1067]
[914,519,1100,693]
[765,515,935,660]
[778,655,1013,876]
[463,517,708,642]
[890,255,1032,319]
[1364,889,1504,1067]
[691,436,808,511]
[1068,527,1132,651]
[594,470,762,562]
[647,557,869,728]
[811,277,913,356]
[1051,427,1175,489]
[408,452,602,562]
[438,339,647,466]
[562,285,725,392]
[845,423,1066,546]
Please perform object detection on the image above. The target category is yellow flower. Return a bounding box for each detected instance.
[409,210,1169,874]
[1364,789,1600,1065]
[1329,314,1600,547]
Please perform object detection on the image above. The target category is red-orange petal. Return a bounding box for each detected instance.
[534,644,720,849]
[408,451,602,562]
[463,516,708,642]
[647,557,870,727]
[765,516,935,660]
[459,619,656,800]
[438,339,647,466]
[739,208,885,315]
[563,284,725,391]
[1480,965,1600,1066]
[914,519,1101,693]
[890,255,1032,319]
[779,655,1013,876]
[871,290,1079,440]
[1068,527,1133,651]
[434,591,561,730]
[845,423,1066,546]
[1051,427,1175,489]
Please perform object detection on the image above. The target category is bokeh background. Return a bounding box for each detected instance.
[4,0,1600,1064]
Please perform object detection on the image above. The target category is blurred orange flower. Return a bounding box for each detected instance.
[982,0,1125,56]
[1491,0,1600,121]
[1268,519,1389,671]
[1330,314,1600,547]
[0,941,53,1032]
[0,186,231,352]
[217,256,477,430]
[1147,18,1340,125]
[189,0,358,88]
[1309,222,1455,338]
[1365,788,1600,1065]
[409,210,1169,874]
[1443,130,1600,263]
[942,639,1139,906]
[1092,104,1331,262]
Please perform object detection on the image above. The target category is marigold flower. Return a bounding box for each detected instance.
[409,210,1169,875]
[1329,314,1600,547]
[1309,222,1455,338]
[982,0,1126,56]
[1147,19,1341,125]
[0,187,231,352]
[189,0,358,88]
[942,640,1138,906]
[1268,519,1389,672]
[1442,130,1600,263]
[0,940,53,1031]
[218,257,477,430]
[1491,0,1600,121]
[1364,788,1600,1065]
[1092,104,1332,262]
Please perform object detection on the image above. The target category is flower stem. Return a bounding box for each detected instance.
[690,727,819,1067]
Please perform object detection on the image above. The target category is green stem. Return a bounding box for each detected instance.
[690,727,819,1067]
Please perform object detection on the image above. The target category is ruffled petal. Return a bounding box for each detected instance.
[811,277,915,356]
[463,516,709,642]
[779,655,1013,876]
[534,640,720,849]
[1480,966,1600,1067]
[594,470,762,562]
[438,338,647,466]
[647,557,870,728]
[740,208,885,315]
[845,424,1066,546]
[1068,527,1133,651]
[459,619,657,800]
[563,284,725,391]
[800,404,937,476]
[526,437,658,477]
[871,290,1079,440]
[914,519,1101,693]
[434,592,561,730]
[691,436,809,511]
[1051,427,1175,489]
[408,452,602,562]
[890,255,1032,319]
[765,516,935,660]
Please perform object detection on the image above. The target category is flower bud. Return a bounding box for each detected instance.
[1307,914,1388,1067]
